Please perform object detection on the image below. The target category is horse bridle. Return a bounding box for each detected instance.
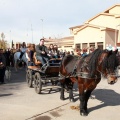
[97,55,117,78]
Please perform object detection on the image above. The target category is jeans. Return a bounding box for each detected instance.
[19,52,24,59]
[28,61,35,66]
[36,55,49,66]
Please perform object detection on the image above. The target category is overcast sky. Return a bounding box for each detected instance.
[0,0,120,44]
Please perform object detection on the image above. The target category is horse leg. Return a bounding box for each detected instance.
[65,78,74,102]
[79,89,93,116]
[84,90,93,114]
[14,61,17,72]
[79,93,88,116]
[60,80,65,100]
[68,84,74,102]
[78,82,88,116]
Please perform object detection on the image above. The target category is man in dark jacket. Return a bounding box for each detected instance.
[0,48,6,84]
[35,38,49,66]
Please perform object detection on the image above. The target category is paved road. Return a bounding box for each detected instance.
[0,67,120,120]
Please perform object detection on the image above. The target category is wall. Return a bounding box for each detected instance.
[88,14,120,29]
[74,26,105,49]
[109,6,120,14]
[105,30,115,47]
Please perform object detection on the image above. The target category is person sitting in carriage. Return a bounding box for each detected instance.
[48,44,55,59]
[53,44,60,58]
[48,44,60,59]
[26,44,36,66]
[19,42,27,60]
[35,38,50,67]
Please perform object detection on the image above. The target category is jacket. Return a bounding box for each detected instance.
[0,54,6,67]
[35,44,48,56]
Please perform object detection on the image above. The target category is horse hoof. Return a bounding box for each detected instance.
[80,110,88,116]
[60,97,65,100]
[80,112,88,116]
[69,98,75,102]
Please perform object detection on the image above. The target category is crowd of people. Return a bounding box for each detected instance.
[28,38,96,67]
[0,38,96,84]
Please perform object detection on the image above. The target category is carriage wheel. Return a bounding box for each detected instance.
[34,72,42,94]
[26,69,33,88]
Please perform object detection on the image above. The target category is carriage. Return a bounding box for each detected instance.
[26,58,62,94]
[26,48,120,116]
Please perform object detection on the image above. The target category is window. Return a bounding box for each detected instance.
[75,44,80,49]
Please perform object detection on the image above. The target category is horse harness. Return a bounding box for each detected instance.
[59,56,101,81]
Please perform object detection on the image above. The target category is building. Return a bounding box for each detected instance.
[69,4,120,51]
[45,36,74,51]
[10,4,120,52]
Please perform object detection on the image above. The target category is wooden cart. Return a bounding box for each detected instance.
[26,58,62,94]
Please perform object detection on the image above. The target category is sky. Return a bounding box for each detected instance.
[0,0,120,44]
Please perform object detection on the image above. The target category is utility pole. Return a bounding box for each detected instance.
[31,24,33,43]
[10,30,11,48]
[41,19,44,38]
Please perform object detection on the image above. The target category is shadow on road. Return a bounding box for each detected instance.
[0,93,13,97]
[89,89,120,112]
[0,67,27,93]
[34,115,51,120]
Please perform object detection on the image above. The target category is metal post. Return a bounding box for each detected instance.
[10,30,11,48]
[41,19,43,38]
[31,24,33,43]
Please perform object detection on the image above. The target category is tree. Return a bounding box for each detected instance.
[1,32,5,40]
[0,32,7,50]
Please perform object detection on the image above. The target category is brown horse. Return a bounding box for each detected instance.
[59,48,119,116]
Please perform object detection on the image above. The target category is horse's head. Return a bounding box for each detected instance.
[99,49,119,84]
[88,49,119,85]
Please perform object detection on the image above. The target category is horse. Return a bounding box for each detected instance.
[14,51,29,71]
[59,48,119,116]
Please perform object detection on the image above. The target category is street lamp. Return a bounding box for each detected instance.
[10,30,11,48]
[41,19,44,38]
[31,24,33,43]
